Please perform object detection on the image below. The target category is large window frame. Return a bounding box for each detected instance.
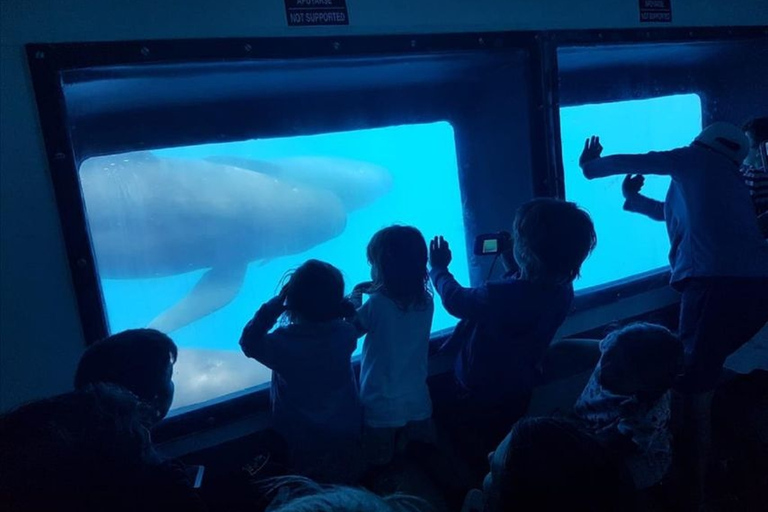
[26,27,766,439]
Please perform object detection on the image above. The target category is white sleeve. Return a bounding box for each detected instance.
[355,295,376,335]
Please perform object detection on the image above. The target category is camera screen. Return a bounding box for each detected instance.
[482,239,498,254]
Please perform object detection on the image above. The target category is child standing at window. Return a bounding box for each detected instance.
[349,226,435,465]
[574,322,683,491]
[429,199,597,455]
[239,259,361,480]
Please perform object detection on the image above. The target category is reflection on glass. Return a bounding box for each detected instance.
[78,122,468,410]
[560,94,702,290]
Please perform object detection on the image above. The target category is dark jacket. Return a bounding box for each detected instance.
[430,267,573,406]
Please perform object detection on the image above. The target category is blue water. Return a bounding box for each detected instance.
[561,94,702,289]
[85,95,703,410]
[90,122,470,409]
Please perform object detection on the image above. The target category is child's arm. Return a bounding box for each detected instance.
[348,281,372,309]
[239,296,286,368]
[429,267,491,321]
[429,236,491,321]
[350,293,374,339]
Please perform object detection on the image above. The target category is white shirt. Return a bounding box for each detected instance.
[356,292,434,428]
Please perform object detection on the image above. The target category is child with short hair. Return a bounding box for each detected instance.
[574,322,683,490]
[239,259,361,479]
[430,198,597,451]
[349,225,435,465]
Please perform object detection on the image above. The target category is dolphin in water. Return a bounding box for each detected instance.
[79,151,373,333]
[204,155,393,212]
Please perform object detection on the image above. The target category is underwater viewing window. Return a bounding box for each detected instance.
[78,122,468,411]
[560,93,703,290]
[27,31,767,433]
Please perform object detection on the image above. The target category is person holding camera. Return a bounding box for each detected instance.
[428,198,597,457]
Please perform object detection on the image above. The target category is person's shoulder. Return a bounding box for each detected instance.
[366,291,389,304]
[644,146,694,166]
[363,291,395,312]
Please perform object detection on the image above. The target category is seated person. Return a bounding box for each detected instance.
[574,323,683,490]
[429,198,597,449]
[471,417,633,512]
[74,328,177,422]
[0,384,206,512]
[239,260,362,482]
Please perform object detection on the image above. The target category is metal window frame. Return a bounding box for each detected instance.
[25,26,766,439]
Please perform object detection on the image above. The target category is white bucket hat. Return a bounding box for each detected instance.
[694,122,749,165]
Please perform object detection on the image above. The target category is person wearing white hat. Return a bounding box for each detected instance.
[579,122,768,391]
[579,122,768,508]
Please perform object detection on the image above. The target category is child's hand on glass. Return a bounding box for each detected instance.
[430,236,452,269]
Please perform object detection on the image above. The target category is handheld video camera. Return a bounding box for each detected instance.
[473,231,513,256]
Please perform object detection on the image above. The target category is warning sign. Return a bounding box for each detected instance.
[285,0,349,26]
[639,0,672,22]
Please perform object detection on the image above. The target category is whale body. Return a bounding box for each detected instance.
[204,155,393,212]
[79,151,356,332]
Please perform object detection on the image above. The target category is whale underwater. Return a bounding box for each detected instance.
[78,151,392,333]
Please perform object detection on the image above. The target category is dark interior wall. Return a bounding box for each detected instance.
[69,84,464,161]
[558,38,767,127]
[559,65,703,107]
[701,45,768,129]
[454,55,536,285]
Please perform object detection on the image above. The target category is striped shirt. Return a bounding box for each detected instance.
[742,165,768,216]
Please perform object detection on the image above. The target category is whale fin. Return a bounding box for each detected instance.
[148,263,248,333]
[204,156,283,176]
